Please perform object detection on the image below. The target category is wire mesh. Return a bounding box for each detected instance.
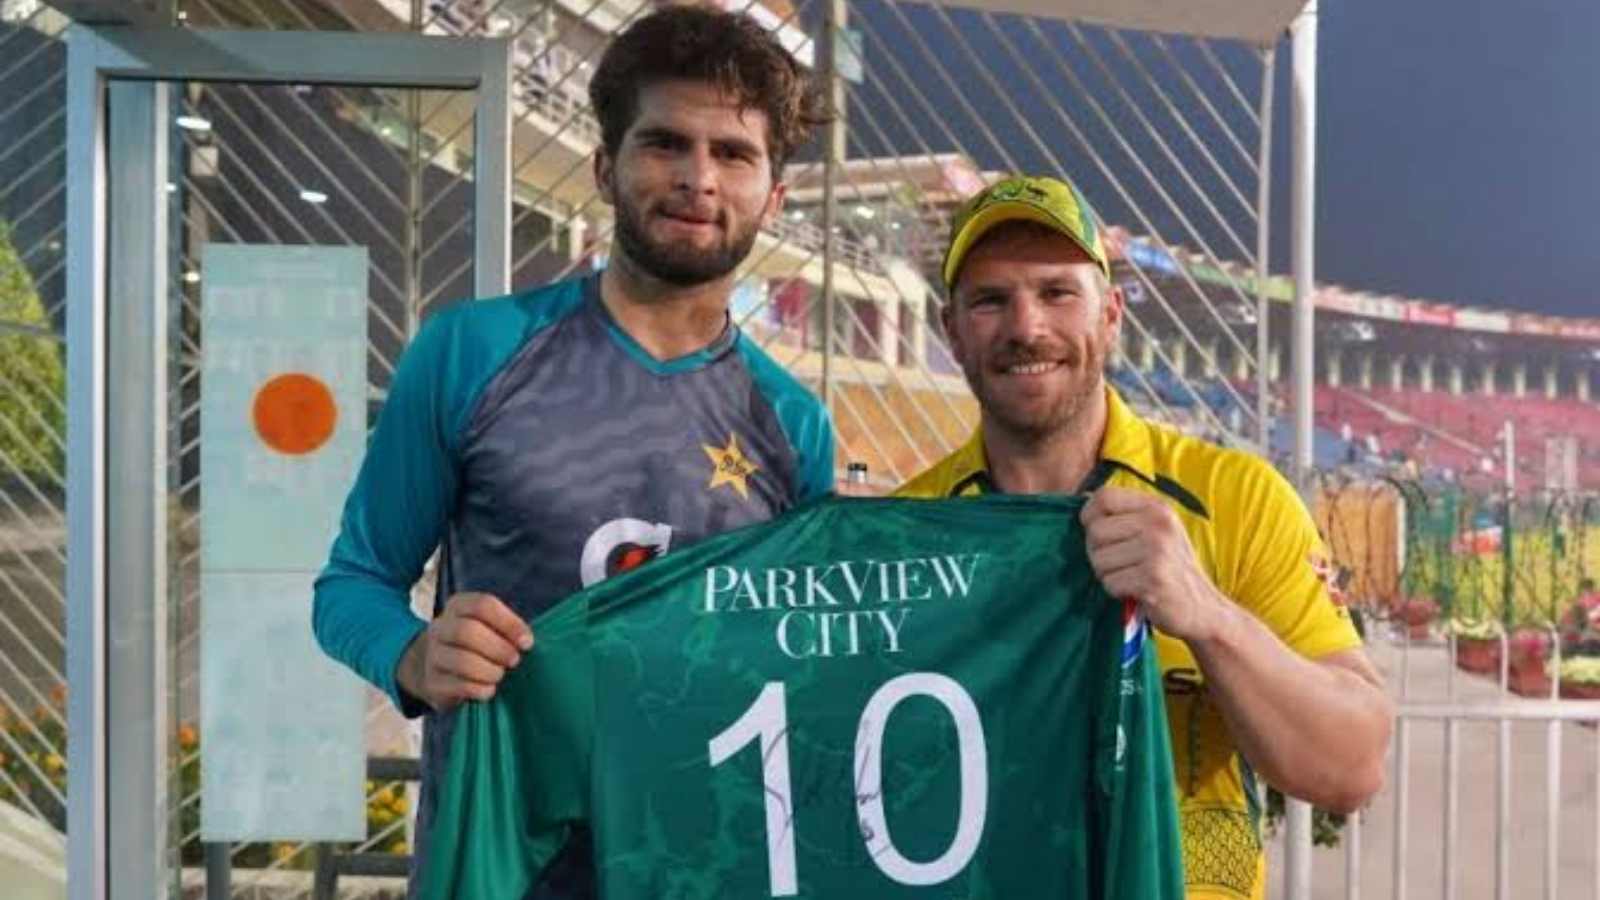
[0,0,69,862]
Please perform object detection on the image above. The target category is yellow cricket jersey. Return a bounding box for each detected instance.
[894,387,1363,900]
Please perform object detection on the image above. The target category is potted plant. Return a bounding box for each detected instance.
[1558,655,1600,700]
[1558,582,1600,658]
[1507,627,1555,697]
[1446,616,1504,675]
[1398,596,1440,641]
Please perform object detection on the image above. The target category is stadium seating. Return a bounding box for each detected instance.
[1311,384,1600,489]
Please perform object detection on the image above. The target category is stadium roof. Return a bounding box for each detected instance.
[938,0,1310,45]
[54,0,1314,44]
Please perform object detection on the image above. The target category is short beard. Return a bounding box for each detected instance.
[611,188,761,288]
[965,338,1106,445]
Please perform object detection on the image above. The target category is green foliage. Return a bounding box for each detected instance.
[0,685,67,831]
[1558,655,1600,685]
[0,218,64,480]
[1443,615,1504,639]
[1264,786,1348,848]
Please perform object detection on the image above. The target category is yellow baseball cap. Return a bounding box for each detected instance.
[941,174,1110,291]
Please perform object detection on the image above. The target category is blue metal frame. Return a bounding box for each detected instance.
[64,26,511,899]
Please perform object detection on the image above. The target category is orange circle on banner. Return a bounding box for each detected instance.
[252,373,337,455]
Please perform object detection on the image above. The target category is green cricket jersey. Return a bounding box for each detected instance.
[421,495,1183,899]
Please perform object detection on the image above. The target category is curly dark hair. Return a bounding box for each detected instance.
[589,5,831,178]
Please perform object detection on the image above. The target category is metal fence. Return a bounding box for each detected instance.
[0,0,70,866]
[1291,469,1600,899]
[2,0,1288,895]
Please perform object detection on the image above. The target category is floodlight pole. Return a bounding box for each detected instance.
[820,0,847,407]
[1285,2,1319,899]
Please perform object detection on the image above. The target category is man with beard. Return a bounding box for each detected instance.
[895,175,1393,900]
[311,7,833,895]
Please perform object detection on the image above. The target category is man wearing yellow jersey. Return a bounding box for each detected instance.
[896,175,1394,899]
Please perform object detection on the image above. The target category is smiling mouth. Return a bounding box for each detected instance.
[1000,361,1064,375]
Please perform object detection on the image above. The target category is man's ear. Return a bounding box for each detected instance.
[762,181,787,228]
[941,300,964,361]
[593,149,615,206]
[1102,278,1125,341]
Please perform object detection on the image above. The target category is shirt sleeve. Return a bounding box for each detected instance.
[789,399,836,502]
[1217,454,1363,660]
[736,338,836,501]
[311,311,464,713]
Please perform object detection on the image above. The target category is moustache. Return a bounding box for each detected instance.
[991,343,1082,369]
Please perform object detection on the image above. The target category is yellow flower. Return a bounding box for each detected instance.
[391,841,408,855]
[43,754,64,774]
[390,795,408,815]
[177,725,198,749]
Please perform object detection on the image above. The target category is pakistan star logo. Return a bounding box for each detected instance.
[703,434,760,500]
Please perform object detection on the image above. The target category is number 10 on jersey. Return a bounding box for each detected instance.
[708,672,989,896]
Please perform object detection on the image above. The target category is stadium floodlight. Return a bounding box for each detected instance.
[299,189,329,204]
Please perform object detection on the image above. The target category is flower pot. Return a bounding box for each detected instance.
[1399,599,1439,641]
[1559,679,1600,701]
[1508,664,1553,698]
[1454,637,1502,674]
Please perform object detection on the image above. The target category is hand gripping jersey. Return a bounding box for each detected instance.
[421,496,1183,900]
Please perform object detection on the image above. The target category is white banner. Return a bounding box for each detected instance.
[1455,308,1511,333]
[199,244,368,842]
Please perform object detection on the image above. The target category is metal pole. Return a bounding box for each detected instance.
[1497,677,1511,899]
[819,0,846,406]
[1285,4,1318,899]
[204,843,231,900]
[1253,46,1275,452]
[407,0,423,333]
[1503,421,1516,622]
[1443,719,1459,899]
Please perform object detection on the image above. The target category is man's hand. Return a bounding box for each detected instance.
[1080,486,1224,643]
[396,591,533,713]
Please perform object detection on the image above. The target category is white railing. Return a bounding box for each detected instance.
[1325,630,1600,900]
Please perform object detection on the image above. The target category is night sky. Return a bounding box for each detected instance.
[1310,0,1600,317]
[846,0,1599,319]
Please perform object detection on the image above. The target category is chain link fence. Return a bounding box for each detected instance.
[1311,467,1600,688]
